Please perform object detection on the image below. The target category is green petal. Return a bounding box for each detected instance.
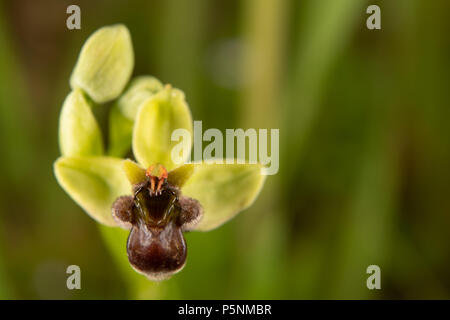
[132,85,193,170]
[168,164,195,188]
[117,76,164,120]
[181,162,266,231]
[59,88,104,157]
[108,76,163,157]
[123,159,146,185]
[54,156,131,226]
[70,24,134,103]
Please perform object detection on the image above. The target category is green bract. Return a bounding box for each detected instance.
[55,24,266,244]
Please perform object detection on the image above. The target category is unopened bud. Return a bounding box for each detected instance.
[70,24,134,103]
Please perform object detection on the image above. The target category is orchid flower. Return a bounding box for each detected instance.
[54,25,266,281]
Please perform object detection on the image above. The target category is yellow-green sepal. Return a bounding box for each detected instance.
[123,159,146,185]
[181,162,266,231]
[54,156,131,226]
[58,88,104,157]
[168,164,195,188]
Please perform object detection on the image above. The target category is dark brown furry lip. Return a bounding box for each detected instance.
[112,164,203,280]
[127,220,187,280]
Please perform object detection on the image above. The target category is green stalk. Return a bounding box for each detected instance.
[281,0,367,298]
[240,0,287,127]
[234,0,288,298]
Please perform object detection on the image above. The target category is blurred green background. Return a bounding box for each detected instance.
[0,0,449,299]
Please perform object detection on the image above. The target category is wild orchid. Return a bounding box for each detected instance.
[54,25,266,281]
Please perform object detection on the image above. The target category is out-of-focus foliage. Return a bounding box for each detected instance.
[0,0,449,299]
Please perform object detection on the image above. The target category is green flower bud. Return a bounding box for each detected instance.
[132,85,193,170]
[108,76,163,157]
[70,24,134,103]
[59,88,104,157]
[116,76,163,120]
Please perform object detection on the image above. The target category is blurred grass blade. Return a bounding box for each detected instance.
[329,127,399,298]
[0,234,12,298]
[0,5,34,184]
[283,0,366,180]
[157,0,208,116]
[0,5,33,298]
[241,0,287,127]
[235,0,289,298]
